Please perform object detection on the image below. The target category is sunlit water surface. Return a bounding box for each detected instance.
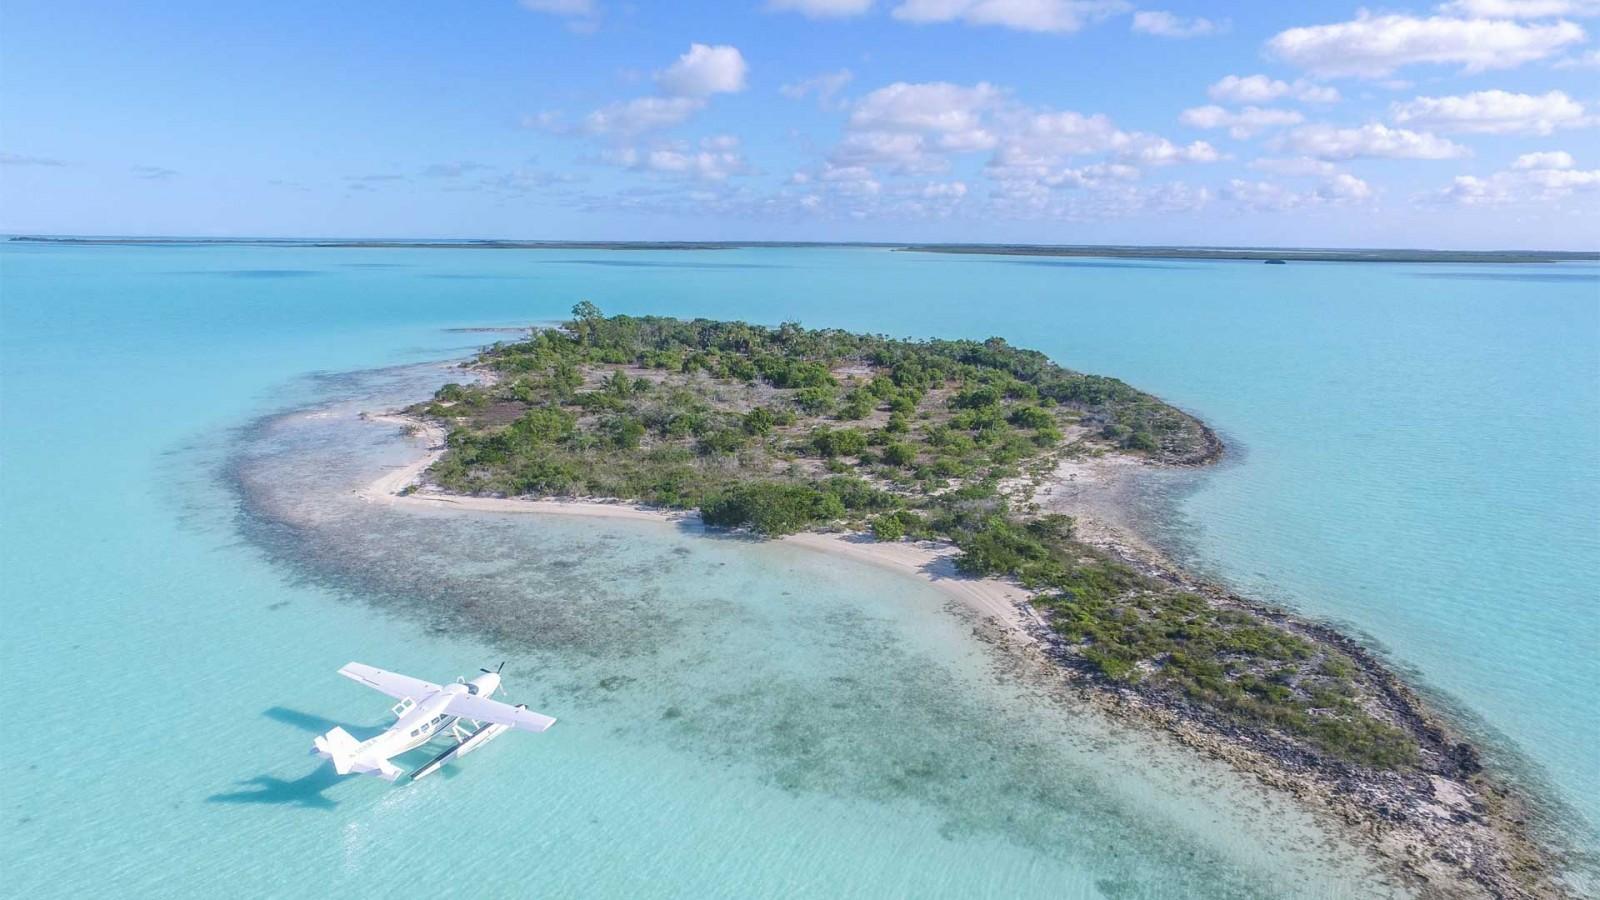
[2,243,1595,896]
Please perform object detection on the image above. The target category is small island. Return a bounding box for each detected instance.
[382,305,1562,897]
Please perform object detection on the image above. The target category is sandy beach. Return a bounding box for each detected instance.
[357,412,1044,645]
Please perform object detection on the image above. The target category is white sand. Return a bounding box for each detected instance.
[356,413,1041,644]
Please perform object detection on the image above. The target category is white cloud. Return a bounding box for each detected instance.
[1131,10,1227,38]
[1127,137,1220,165]
[657,44,748,98]
[891,0,1131,33]
[1437,0,1600,16]
[1207,74,1340,105]
[539,44,748,138]
[1225,172,1373,211]
[768,0,875,15]
[1322,172,1374,201]
[830,131,945,172]
[1513,150,1575,168]
[1180,105,1305,138]
[848,81,1002,150]
[780,69,855,108]
[1553,48,1600,66]
[1278,123,1471,160]
[1002,110,1128,158]
[1266,13,1586,78]
[519,0,600,32]
[602,135,750,181]
[1390,89,1588,135]
[520,0,597,14]
[580,96,706,136]
[1427,156,1600,206]
[1249,156,1338,176]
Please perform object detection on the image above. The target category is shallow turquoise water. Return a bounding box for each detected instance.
[2,242,1595,896]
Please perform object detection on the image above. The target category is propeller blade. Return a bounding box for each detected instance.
[497,661,506,673]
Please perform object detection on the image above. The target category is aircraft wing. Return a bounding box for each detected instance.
[444,693,557,733]
[337,662,442,701]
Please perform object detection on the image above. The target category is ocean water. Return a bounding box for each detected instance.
[1,241,1595,896]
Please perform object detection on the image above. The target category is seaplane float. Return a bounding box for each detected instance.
[311,662,555,783]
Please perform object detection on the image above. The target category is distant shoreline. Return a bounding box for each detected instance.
[9,235,1597,264]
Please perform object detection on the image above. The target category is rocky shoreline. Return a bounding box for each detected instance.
[1023,451,1571,899]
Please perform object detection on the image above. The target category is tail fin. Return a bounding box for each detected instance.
[312,727,361,775]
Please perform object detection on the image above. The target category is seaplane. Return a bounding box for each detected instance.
[311,662,555,783]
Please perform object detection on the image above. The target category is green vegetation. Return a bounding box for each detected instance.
[414,304,1412,769]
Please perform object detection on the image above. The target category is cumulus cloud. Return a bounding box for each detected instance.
[1128,137,1220,165]
[535,43,748,138]
[780,69,855,109]
[1437,0,1600,16]
[1513,150,1575,168]
[1266,13,1586,78]
[1207,74,1340,105]
[1131,10,1227,37]
[579,96,706,136]
[1278,123,1471,160]
[830,130,946,173]
[1426,154,1600,205]
[601,135,750,182]
[891,0,1131,33]
[1180,105,1305,139]
[1249,156,1338,176]
[1553,48,1600,66]
[850,81,1000,137]
[657,43,748,98]
[1225,172,1373,211]
[768,0,875,15]
[1389,89,1588,135]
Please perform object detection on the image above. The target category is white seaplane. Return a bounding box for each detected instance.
[311,662,555,782]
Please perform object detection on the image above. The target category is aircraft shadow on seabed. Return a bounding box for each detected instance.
[204,706,396,810]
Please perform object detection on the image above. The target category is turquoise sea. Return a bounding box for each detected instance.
[2,242,1596,897]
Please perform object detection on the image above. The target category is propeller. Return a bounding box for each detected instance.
[479,661,505,674]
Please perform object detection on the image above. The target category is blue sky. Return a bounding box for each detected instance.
[2,0,1598,248]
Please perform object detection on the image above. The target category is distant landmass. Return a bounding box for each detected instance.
[9,234,1597,263]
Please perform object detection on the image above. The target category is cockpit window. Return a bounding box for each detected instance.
[467,684,479,695]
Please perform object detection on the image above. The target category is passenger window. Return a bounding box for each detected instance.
[421,723,430,733]
[410,728,419,737]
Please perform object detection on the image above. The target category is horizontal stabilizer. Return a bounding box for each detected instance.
[312,726,361,775]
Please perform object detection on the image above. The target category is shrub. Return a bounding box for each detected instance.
[881,442,917,466]
[870,514,906,541]
[812,427,868,458]
[1008,406,1055,429]
[700,483,845,536]
[607,416,645,450]
[743,406,776,435]
[794,385,837,414]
